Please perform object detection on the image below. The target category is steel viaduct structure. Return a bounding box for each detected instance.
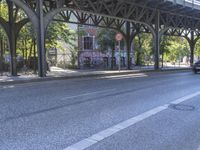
[1,0,200,77]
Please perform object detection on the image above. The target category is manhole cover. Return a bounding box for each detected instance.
[169,104,195,111]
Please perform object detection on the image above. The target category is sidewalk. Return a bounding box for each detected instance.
[0,66,191,85]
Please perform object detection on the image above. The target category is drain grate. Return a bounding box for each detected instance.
[169,104,195,111]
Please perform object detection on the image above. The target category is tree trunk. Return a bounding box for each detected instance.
[22,41,25,66]
[33,38,37,74]
[25,39,28,66]
[28,40,33,67]
[162,52,164,68]
[136,34,142,66]
[0,38,3,75]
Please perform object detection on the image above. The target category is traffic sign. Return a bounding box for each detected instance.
[115,33,123,41]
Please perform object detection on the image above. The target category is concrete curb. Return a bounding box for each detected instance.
[0,68,191,86]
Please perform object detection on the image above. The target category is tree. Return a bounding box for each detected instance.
[164,36,189,65]
[195,39,200,59]
[46,21,77,68]
[0,0,8,21]
[134,33,153,66]
[96,28,117,69]
[160,36,171,67]
[96,28,117,52]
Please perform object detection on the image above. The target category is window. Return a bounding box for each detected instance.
[84,37,93,50]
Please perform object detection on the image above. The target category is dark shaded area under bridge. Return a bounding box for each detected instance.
[1,0,200,77]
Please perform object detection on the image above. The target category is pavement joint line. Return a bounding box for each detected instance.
[61,89,116,100]
[0,85,15,89]
[63,91,200,150]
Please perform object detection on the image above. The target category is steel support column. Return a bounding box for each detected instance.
[185,31,198,67]
[126,21,131,70]
[8,1,17,76]
[189,31,195,66]
[37,0,46,77]
[154,11,160,70]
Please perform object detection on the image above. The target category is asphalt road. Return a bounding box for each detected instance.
[0,71,200,150]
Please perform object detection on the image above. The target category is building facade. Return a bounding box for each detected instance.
[78,25,132,69]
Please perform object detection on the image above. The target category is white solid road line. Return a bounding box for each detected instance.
[63,91,200,150]
[197,144,200,150]
[171,92,200,105]
[61,89,116,100]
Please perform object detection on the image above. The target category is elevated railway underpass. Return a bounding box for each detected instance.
[1,0,200,77]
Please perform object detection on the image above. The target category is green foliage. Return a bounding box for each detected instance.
[96,28,117,52]
[0,27,6,38]
[164,37,190,63]
[134,33,153,66]
[46,21,78,68]
[46,22,76,50]
[160,36,171,55]
[133,34,190,66]
[0,0,8,21]
[0,0,27,22]
[17,23,35,54]
[195,39,200,58]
